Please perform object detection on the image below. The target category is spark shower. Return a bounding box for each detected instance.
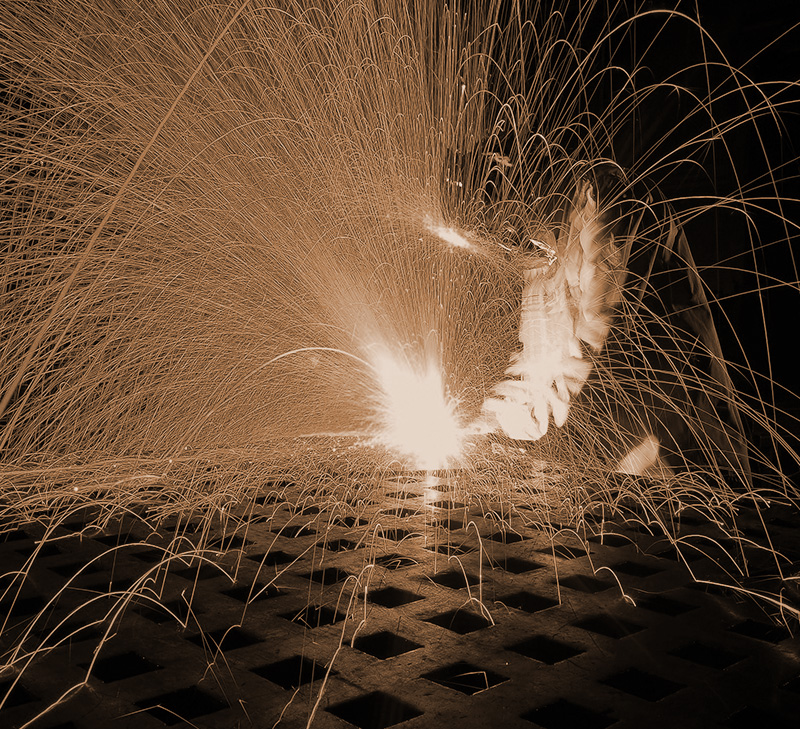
[1,0,799,608]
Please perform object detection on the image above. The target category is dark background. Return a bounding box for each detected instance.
[560,0,800,468]
[621,1,799,430]
[679,1,800,428]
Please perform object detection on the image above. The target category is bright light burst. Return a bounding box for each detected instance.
[373,352,463,470]
[424,215,474,251]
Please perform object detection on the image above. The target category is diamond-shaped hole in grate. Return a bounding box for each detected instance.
[434,518,464,531]
[207,534,253,550]
[16,543,62,558]
[676,512,705,527]
[588,534,631,548]
[601,667,684,701]
[500,591,558,614]
[324,538,361,552]
[327,691,423,729]
[4,594,48,618]
[3,528,30,542]
[669,641,745,669]
[188,627,263,651]
[42,619,104,645]
[222,583,284,602]
[431,543,472,556]
[421,661,507,695]
[374,553,417,570]
[60,514,95,532]
[379,528,411,542]
[387,474,421,483]
[85,651,162,682]
[250,513,278,526]
[431,501,466,510]
[382,508,420,518]
[0,679,37,708]
[558,575,612,594]
[345,497,379,509]
[686,581,731,597]
[136,686,227,726]
[303,567,351,585]
[574,615,644,639]
[292,505,321,516]
[247,550,296,566]
[252,655,335,689]
[383,491,416,500]
[83,575,139,593]
[275,524,317,539]
[489,556,542,574]
[174,563,226,581]
[353,630,422,659]
[48,561,104,578]
[368,585,423,608]
[430,569,479,589]
[635,594,695,616]
[425,608,491,634]
[506,635,585,664]
[610,561,664,578]
[280,604,345,629]
[729,619,789,644]
[333,515,369,528]
[486,531,526,544]
[130,548,167,563]
[254,491,286,506]
[92,533,140,548]
[654,546,703,563]
[521,699,616,729]
[134,597,196,625]
[538,544,588,560]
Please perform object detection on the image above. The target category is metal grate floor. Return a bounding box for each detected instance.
[2,472,800,729]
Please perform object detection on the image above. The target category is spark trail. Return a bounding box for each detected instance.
[2,3,800,726]
[1,0,799,634]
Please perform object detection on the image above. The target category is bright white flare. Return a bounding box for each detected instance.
[424,215,474,250]
[373,353,462,470]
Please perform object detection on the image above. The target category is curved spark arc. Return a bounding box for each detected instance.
[0,0,798,661]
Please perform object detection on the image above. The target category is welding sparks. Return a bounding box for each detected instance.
[372,353,463,470]
[0,7,798,725]
[424,216,474,251]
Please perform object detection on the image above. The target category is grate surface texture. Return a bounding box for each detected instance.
[1,472,799,729]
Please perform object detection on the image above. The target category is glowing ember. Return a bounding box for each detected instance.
[373,353,463,470]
